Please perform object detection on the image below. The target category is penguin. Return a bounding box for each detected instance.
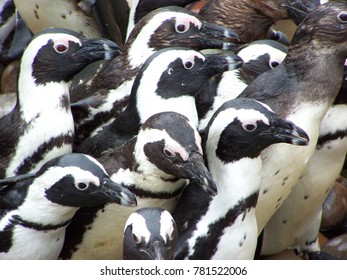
[238,2,347,233]
[69,6,239,143]
[126,0,197,39]
[197,39,288,131]
[75,47,243,157]
[261,66,347,256]
[123,207,178,260]
[59,111,216,260]
[0,153,137,260]
[0,27,121,178]
[172,98,309,260]
[198,0,320,44]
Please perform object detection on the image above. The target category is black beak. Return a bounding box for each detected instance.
[76,37,122,62]
[99,177,137,207]
[144,240,167,260]
[261,117,310,146]
[204,52,244,73]
[172,22,239,51]
[280,0,320,25]
[179,153,217,196]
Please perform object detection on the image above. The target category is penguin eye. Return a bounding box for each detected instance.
[163,148,175,158]
[76,182,89,190]
[183,60,194,69]
[132,233,141,244]
[175,22,189,33]
[269,60,280,69]
[54,43,69,54]
[338,12,347,23]
[242,122,257,132]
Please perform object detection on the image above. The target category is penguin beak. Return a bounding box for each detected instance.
[204,52,244,72]
[144,240,167,260]
[262,118,310,146]
[99,178,137,207]
[178,153,217,196]
[172,22,239,51]
[279,0,320,25]
[76,37,122,62]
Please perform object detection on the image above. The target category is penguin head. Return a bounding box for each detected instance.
[126,6,238,57]
[123,207,178,260]
[132,47,243,125]
[35,153,137,208]
[204,98,310,164]
[19,27,121,87]
[135,112,217,196]
[290,2,347,57]
[236,39,288,78]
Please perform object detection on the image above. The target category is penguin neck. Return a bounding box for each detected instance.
[207,154,262,205]
[17,72,70,123]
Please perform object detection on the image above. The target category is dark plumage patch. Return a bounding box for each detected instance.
[0,0,15,24]
[187,192,258,259]
[127,183,184,199]
[0,224,14,253]
[317,129,347,149]
[15,134,73,175]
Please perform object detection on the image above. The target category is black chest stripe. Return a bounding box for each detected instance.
[317,129,347,149]
[189,192,258,259]
[15,134,73,175]
[127,184,185,199]
[10,215,71,231]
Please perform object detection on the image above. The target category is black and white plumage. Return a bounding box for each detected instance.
[123,207,178,260]
[262,69,347,256]
[0,27,121,179]
[0,0,16,58]
[198,0,321,44]
[237,2,347,233]
[76,47,243,157]
[0,153,136,260]
[126,0,196,39]
[173,98,309,260]
[197,39,288,131]
[69,6,239,143]
[60,111,216,260]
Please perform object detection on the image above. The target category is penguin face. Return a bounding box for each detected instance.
[19,27,121,86]
[135,112,217,196]
[205,98,310,164]
[127,7,238,54]
[40,153,137,208]
[123,208,178,260]
[291,2,347,54]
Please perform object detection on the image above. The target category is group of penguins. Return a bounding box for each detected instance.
[0,0,346,260]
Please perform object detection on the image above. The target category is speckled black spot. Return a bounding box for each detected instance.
[282,220,287,224]
[239,241,243,247]
[325,188,330,194]
[275,203,279,209]
[304,195,309,200]
[263,189,268,194]
[277,197,282,202]
[243,234,247,240]
[274,170,280,176]
[34,9,39,19]
[35,4,39,9]
[61,14,66,19]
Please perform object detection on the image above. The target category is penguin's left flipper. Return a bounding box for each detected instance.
[0,173,36,187]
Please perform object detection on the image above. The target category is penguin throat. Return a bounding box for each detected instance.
[10,215,71,231]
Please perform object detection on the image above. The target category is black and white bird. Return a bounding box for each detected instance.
[0,27,121,178]
[0,153,136,260]
[198,0,321,44]
[123,207,178,260]
[69,6,239,143]
[59,111,216,260]
[197,39,288,131]
[261,67,347,256]
[76,47,243,157]
[237,2,347,234]
[126,0,196,39]
[173,98,309,260]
